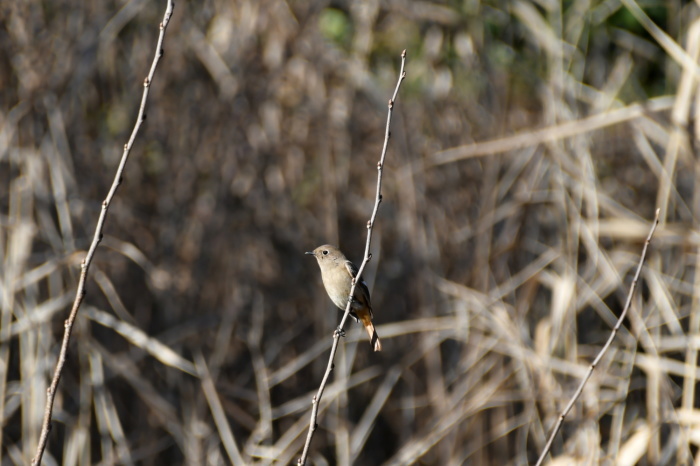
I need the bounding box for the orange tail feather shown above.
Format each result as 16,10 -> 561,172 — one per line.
363,320 -> 382,352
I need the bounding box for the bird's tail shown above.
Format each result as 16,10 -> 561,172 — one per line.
360,316 -> 382,352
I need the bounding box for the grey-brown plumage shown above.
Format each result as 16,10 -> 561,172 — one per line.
306,245 -> 382,351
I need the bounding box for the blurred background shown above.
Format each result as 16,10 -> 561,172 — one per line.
2,0 -> 700,464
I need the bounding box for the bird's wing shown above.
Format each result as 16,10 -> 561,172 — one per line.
345,260 -> 373,317
344,260 -> 359,278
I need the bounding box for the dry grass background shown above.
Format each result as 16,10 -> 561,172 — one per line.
1,0 -> 699,464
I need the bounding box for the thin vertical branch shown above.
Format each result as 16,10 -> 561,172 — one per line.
535,208 -> 661,466
31,2 -> 175,464
298,50 -> 407,465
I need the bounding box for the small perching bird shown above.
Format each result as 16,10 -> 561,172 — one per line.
306,245 -> 382,351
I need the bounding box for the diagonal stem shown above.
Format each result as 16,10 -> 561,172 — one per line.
298,50 -> 407,465
31,2 -> 175,464
535,208 -> 661,466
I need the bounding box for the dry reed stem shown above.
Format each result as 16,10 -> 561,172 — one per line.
432,97 -> 674,164
349,333 -> 454,461
31,2 -> 174,463
297,50 -> 407,465
88,339 -> 185,444
686,20 -> 700,461
84,306 -> 196,375
255,367 -> 383,462
535,208 -> 661,466
194,352 -> 246,465
619,0 -> 700,81
245,300 -> 274,459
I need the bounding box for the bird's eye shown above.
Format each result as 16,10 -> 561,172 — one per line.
322,250 -> 328,255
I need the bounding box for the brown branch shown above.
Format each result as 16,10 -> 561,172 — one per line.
31,2 -> 175,464
297,50 -> 407,465
535,208 -> 661,466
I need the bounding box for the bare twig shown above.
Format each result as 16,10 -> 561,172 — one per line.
31,2 -> 175,464
535,208 -> 661,466
298,50 -> 407,465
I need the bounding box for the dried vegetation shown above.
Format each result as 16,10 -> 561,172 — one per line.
2,0 -> 700,464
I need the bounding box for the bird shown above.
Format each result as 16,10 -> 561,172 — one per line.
306,245 -> 382,351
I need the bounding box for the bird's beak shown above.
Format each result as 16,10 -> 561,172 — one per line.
305,251 -> 314,256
